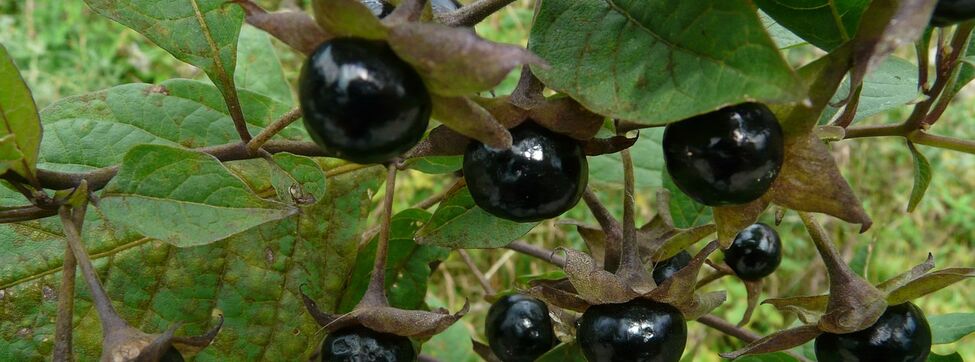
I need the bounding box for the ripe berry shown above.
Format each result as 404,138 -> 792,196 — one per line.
815,302 -> 932,362
160,347 -> 184,362
662,103 -> 784,206
485,294 -> 556,362
652,250 -> 691,285
577,299 -> 686,362
931,0 -> 975,26
321,326 -> 415,362
724,223 -> 782,281
463,122 -> 588,222
299,38 -> 431,164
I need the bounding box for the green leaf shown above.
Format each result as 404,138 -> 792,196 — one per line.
83,0 -> 245,111
337,209 -> 449,313
529,0 -> 803,126
312,0 -> 387,40
929,313 -> 975,345
536,342 -> 588,362
0,135 -> 24,175
269,152 -> 328,203
236,24 -> 294,105
887,268 -> 975,305
907,141 -> 932,212
819,56 -> 920,124
950,34 -> 975,95
754,0 -> 870,50
407,155 -> 463,174
588,128 -> 664,189
928,352 -> 965,362
416,187 -> 537,249
0,166 -> 384,360
663,169 -> 712,228
737,352 -> 801,362
99,145 -> 295,247
38,79 -> 304,172
759,11 -> 807,49
0,44 -> 42,183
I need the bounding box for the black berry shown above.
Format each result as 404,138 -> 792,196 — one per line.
815,302 -> 932,362
463,122 -> 588,222
159,347 -> 184,362
724,223 -> 782,281
299,38 -> 431,164
321,326 -> 415,362
577,299 -> 686,362
662,103 -> 784,206
652,250 -> 691,285
931,0 -> 975,26
485,294 -> 556,362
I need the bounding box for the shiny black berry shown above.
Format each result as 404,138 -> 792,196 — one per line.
485,294 -> 556,362
815,302 -> 932,362
299,38 -> 431,164
360,0 -> 395,18
577,299 -> 687,362
321,326 -> 416,362
463,122 -> 588,222
652,250 -> 691,285
159,347 -> 184,362
662,103 -> 784,206
931,0 -> 975,26
724,223 -> 782,281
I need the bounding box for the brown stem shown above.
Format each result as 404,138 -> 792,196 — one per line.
358,164 -> 398,308
831,85 -> 863,128
247,108 -> 303,153
0,205 -> 57,222
582,188 -> 622,271
59,205 -> 126,333
506,240 -> 565,267
910,131 -> 975,155
220,83 -> 252,143
617,148 -> 640,272
923,22 -> 975,126
695,271 -> 731,289
457,249 -> 495,295
53,243 -> 76,361
917,31 -> 931,93
437,0 -> 518,27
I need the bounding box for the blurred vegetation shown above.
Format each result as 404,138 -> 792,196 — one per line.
1,0 -> 973,360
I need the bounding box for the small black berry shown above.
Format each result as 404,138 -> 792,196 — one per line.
724,223 -> 782,281
321,326 -> 415,362
652,250 -> 691,285
662,103 -> 784,206
299,38 -> 431,164
485,294 -> 556,362
463,122 -> 588,222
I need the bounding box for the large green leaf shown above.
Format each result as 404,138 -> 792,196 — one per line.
0,166 -> 383,360
416,188 -> 537,249
236,24 -> 293,105
588,128 -> 663,189
929,313 -> 975,345
529,0 -> 803,126
38,79 -> 304,173
98,145 -> 295,247
336,209 -> 450,313
83,0 -> 245,110
755,0 -> 870,50
818,56 -> 919,124
0,44 -> 42,183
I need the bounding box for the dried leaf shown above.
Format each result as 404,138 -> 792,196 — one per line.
720,324 -> 822,359
652,224 -> 717,261
876,253 -> 935,292
584,136 -> 638,157
388,23 -> 545,96
558,248 -> 637,305
771,134 -> 872,231
575,224 -> 607,267
714,198 -> 770,248
432,95 -> 512,150
526,282 -> 591,313
404,125 -> 471,158
685,291 -> 728,321
739,280 -> 763,326
763,295 -> 828,324
647,241 -> 721,317
341,303 -> 470,338
312,0 -> 389,40
472,96 -> 527,128
528,96 -> 604,141
887,268 -> 975,305
234,1 -> 328,55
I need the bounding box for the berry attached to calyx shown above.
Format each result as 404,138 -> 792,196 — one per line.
321,326 -> 416,362
577,299 -> 687,362
724,223 -> 782,281
463,121 -> 588,222
815,302 -> 932,362
662,102 -> 784,206
299,38 -> 431,164
931,0 -> 975,26
652,250 -> 691,285
485,294 -> 556,362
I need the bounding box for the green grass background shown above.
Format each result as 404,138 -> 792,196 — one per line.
1,0 -> 973,360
